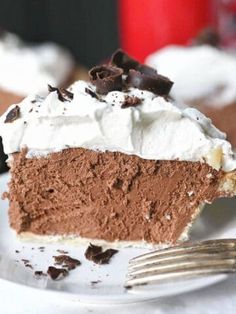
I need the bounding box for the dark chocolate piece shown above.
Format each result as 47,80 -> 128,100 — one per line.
111,49 -> 157,77
89,65 -> 123,94
91,249 -> 118,265
53,255 -> 81,270
194,27 -> 220,47
21,259 -> 30,264
47,266 -> 68,280
84,244 -> 118,265
121,95 -> 141,108
85,243 -> 102,261
126,70 -> 173,96
4,105 -> 20,123
85,87 -> 99,99
48,85 -> 74,102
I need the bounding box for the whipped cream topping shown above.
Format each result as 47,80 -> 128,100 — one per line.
146,45 -> 236,107
0,80 -> 236,172
0,32 -> 74,96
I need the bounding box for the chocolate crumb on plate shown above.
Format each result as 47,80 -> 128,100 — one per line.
121,95 -> 141,109
47,266 -> 68,280
91,280 -> 102,285
84,243 -> 118,265
53,255 -> 81,270
21,259 -> 30,264
91,249 -> 118,265
15,250 -> 20,254
85,243 -> 102,260
4,105 -> 20,123
56,249 -> 68,254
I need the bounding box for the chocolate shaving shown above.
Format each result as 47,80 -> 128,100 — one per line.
194,27 -> 220,47
21,259 -> 30,264
126,69 -> 173,96
91,249 -> 118,265
34,271 -> 46,277
85,243 -> 102,260
121,95 -> 141,108
111,49 -> 158,77
89,65 -> 123,94
85,87 -> 99,99
111,49 -> 140,74
53,255 -> 81,270
48,85 -> 74,102
4,105 -> 20,123
47,266 -> 68,280
84,243 -> 118,265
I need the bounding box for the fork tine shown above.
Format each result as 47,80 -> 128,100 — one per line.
128,257 -> 236,277
129,250 -> 236,271
130,239 -> 236,264
126,265 -> 236,287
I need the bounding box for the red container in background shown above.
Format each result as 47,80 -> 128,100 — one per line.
119,0 -> 217,62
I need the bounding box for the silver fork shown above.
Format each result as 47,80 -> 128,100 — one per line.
126,239 -> 236,288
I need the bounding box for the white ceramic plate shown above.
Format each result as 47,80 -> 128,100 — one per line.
0,172 -> 236,304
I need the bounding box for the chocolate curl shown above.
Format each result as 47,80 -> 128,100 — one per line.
111,49 -> 157,76
126,70 -> 173,96
111,49 -> 140,74
89,65 -> 123,94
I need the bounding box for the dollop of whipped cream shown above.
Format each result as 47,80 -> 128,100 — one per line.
0,81 -> 236,171
0,80 -> 236,172
146,45 -> 236,107
0,31 -> 74,95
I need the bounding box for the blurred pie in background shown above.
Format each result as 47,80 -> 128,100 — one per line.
0,29 -> 76,116
146,30 -> 236,148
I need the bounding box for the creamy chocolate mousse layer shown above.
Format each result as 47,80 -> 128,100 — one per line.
5,148 -> 226,245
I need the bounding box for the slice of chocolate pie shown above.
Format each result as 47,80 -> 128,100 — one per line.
1,50 -> 236,247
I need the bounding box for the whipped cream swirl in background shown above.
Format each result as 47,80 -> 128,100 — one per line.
0,32 -> 74,96
146,45 -> 236,108
0,80 -> 235,172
